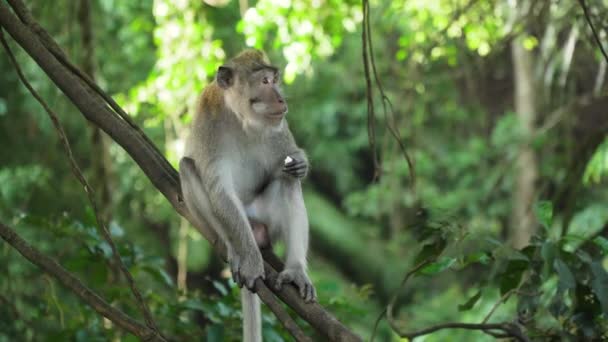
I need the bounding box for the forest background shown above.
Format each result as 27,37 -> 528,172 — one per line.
1,0 -> 608,341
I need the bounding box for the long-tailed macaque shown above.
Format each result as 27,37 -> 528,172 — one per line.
179,49 -> 315,342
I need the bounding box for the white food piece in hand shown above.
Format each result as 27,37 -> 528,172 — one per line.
284,156 -> 293,165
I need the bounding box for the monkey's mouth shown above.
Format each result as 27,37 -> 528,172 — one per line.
267,111 -> 286,118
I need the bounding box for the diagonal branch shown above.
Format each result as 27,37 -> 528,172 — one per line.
0,221 -> 164,341
0,2 -> 360,340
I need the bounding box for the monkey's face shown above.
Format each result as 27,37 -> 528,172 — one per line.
246,68 -> 287,124
217,65 -> 288,128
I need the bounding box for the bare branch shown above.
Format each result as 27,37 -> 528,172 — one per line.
0,221 -> 164,341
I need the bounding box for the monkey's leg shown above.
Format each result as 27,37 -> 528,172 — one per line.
248,178 -> 316,302
180,157 -> 264,289
179,158 -> 232,252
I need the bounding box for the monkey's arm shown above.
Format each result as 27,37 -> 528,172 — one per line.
179,157 -> 264,289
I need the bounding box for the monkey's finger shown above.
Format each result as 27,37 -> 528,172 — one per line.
283,161 -> 305,170
303,284 -> 310,302
283,165 -> 307,176
307,285 -> 317,303
234,270 -> 244,288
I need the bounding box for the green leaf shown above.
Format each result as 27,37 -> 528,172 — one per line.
463,252 -> 491,266
206,324 -> 224,342
180,299 -> 210,313
593,236 -> 608,255
590,261 -> 608,314
414,239 -> 447,264
541,241 -> 557,278
418,257 -> 456,276
212,280 -> 228,296
499,259 -> 528,295
458,290 -> 482,311
534,200 -> 553,230
141,265 -> 174,288
554,259 -> 576,291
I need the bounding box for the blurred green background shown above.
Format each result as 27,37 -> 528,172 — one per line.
1,0 -> 608,341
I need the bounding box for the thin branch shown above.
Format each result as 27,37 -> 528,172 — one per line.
361,0 -> 380,180
363,0 -> 416,189
0,28 -> 160,334
578,0 -> 608,64
385,259 -> 433,328
0,221 -> 164,341
481,289 -> 515,324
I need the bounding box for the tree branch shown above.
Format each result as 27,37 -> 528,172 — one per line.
0,2 -> 360,340
0,221 -> 164,341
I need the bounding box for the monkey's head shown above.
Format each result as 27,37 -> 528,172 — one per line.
216,49 -> 288,128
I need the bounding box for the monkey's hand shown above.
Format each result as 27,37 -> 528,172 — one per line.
283,155 -> 308,179
274,267 -> 316,303
229,249 -> 265,291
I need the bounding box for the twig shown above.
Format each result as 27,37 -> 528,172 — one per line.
361,0 -> 380,180
0,221 -> 164,341
0,29 -> 160,335
578,0 -> 608,64
385,259 -> 434,329
481,289 -> 515,324
363,0 -> 416,190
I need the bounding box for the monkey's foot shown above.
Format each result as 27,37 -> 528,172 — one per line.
229,250 -> 265,291
275,267 -> 316,303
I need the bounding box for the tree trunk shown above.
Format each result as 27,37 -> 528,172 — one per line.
510,35 -> 538,248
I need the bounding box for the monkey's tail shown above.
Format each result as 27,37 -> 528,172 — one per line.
242,288 -> 262,342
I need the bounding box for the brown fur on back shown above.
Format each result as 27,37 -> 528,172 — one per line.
198,82 -> 224,118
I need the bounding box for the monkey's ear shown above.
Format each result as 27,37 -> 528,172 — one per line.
217,66 -> 233,89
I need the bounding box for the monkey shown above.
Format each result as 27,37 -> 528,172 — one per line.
179,49 -> 316,342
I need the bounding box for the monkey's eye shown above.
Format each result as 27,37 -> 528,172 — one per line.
262,77 -> 269,84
